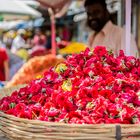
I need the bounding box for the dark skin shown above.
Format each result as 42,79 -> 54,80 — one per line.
85,3 -> 110,33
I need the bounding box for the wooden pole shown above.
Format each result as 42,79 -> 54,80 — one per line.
48,8 -> 56,56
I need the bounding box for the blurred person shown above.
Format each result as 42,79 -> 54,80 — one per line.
11,29 -> 26,53
8,53 -> 24,80
11,29 -> 29,60
45,31 -> 52,50
28,28 -> 47,58
0,47 -> 9,81
5,42 -> 24,80
3,30 -> 16,50
32,28 -> 46,47
84,0 -> 139,57
26,37 -> 33,48
0,33 -> 5,48
62,25 -> 71,41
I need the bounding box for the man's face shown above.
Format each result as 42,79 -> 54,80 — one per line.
86,3 -> 107,32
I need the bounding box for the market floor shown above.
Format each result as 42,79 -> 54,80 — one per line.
0,131 -> 9,140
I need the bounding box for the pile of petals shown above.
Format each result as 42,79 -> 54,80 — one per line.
0,46 -> 140,124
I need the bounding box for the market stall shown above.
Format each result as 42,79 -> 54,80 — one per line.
0,0 -> 41,20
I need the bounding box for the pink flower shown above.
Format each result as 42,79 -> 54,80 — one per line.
0,46 -> 140,124
94,46 -> 107,57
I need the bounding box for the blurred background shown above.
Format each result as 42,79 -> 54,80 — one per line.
0,0 -> 140,88
1,0 -> 140,47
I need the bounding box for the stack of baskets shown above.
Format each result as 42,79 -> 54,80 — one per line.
0,87 -> 140,140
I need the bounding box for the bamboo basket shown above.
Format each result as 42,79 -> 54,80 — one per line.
0,87 -> 140,140
0,84 -> 26,98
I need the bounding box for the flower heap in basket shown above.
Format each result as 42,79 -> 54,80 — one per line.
0,46 -> 140,124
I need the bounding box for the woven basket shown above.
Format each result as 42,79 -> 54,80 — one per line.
0,87 -> 140,140
0,84 -> 26,98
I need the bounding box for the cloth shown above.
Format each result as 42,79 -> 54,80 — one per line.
0,47 -> 8,81
29,46 -> 47,58
88,21 -> 139,57
11,35 -> 26,53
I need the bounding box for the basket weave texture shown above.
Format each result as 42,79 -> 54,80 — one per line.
0,87 -> 140,140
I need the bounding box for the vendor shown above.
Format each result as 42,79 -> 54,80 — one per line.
84,0 -> 139,57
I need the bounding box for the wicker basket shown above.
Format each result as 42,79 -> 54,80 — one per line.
0,87 -> 140,140
0,84 -> 26,98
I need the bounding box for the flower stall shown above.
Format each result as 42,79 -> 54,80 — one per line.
0,46 -> 140,140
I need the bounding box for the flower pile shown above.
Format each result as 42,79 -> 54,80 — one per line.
58,42 -> 87,55
0,46 -> 140,124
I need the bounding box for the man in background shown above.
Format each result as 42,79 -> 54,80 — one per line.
11,29 -> 26,54
84,0 -> 139,57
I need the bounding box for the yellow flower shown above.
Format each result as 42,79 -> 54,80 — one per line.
86,102 -> 94,109
55,63 -> 67,74
16,49 -> 29,61
62,79 -> 72,91
36,75 -> 43,79
58,42 -> 87,54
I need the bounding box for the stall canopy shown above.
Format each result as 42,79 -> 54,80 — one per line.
0,20 -> 24,30
21,0 -> 40,9
0,0 -> 41,21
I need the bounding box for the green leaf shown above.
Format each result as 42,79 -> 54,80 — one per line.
9,103 -> 16,109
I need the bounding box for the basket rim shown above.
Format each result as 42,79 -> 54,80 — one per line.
0,111 -> 140,127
